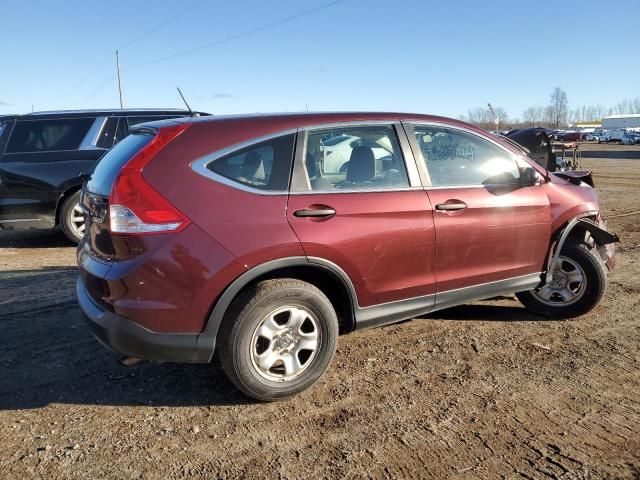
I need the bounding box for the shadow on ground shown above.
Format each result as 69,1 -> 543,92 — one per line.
0,298 -> 248,410
427,300 -> 547,322
0,266 -> 551,410
0,267 -> 78,315
0,228 -> 73,248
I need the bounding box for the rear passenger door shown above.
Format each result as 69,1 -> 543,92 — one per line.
405,123 -> 551,294
287,123 -> 436,312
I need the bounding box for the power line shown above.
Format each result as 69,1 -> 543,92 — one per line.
117,0 -> 204,50
124,0 -> 347,70
62,1 -> 204,104
79,70 -> 116,107
58,56 -> 112,101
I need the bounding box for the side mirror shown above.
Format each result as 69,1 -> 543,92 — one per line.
521,166 -> 542,187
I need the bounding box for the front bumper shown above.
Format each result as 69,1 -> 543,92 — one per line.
77,277 -> 202,363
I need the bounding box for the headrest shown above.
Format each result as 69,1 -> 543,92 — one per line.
346,146 -> 375,183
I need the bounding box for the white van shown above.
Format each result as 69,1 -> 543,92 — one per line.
598,129 -> 625,143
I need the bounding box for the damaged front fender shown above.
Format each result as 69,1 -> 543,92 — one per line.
544,216 -> 619,285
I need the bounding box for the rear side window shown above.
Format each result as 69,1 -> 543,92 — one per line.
207,134 -> 295,191
87,133 -> 153,196
6,118 -> 95,153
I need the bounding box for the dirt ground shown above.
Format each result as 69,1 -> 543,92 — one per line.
1,143 -> 639,479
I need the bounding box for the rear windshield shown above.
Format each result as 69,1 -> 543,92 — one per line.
6,118 -> 95,153
87,133 -> 153,196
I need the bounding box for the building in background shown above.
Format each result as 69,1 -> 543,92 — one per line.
602,114 -> 640,129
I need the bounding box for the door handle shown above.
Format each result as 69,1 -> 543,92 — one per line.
435,202 -> 467,211
293,208 -> 336,218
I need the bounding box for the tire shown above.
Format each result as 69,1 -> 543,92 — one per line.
218,279 -> 339,401
516,242 -> 607,318
60,191 -> 85,244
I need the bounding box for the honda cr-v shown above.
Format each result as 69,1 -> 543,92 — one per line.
77,112 -> 618,401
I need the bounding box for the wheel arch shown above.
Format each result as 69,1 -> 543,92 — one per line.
544,213 -> 619,283
55,184 -> 82,226
194,257 -> 358,363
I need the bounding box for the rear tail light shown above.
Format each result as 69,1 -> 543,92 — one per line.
109,123 -> 191,235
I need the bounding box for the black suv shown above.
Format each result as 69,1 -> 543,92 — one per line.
0,109 -> 207,242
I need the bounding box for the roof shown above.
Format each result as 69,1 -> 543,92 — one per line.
179,110 -> 517,152
0,108 -> 208,121
187,111 -> 476,130
603,113 -> 640,119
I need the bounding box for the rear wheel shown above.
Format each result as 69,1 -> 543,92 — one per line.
60,191 -> 85,244
218,279 -> 338,401
516,243 -> 607,318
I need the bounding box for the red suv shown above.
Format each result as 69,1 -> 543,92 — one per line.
77,113 -> 618,401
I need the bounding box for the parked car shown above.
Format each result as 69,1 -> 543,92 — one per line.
584,131 -> 601,141
77,112 -> 618,401
503,128 -> 556,171
556,131 -> 581,142
0,109 -> 207,243
598,129 -> 625,144
621,132 -> 640,145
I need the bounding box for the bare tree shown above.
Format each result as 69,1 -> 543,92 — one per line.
549,87 -> 568,127
523,105 -> 547,127
463,105 -> 510,130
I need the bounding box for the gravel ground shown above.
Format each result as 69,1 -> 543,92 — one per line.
0,143 -> 639,479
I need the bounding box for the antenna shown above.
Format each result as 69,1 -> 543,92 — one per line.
116,50 -> 124,109
177,87 -> 195,116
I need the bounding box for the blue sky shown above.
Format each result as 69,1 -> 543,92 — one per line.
1,0 -> 638,119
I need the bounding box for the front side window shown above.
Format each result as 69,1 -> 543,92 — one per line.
412,126 -> 520,187
304,125 -> 409,191
6,118 -> 95,153
207,134 -> 295,191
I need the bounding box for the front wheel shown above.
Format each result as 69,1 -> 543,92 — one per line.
517,243 -> 607,318
218,279 -> 339,401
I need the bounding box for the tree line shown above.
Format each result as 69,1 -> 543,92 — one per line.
461,88 -> 640,131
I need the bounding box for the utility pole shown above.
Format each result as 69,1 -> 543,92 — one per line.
116,49 -> 124,109
487,102 -> 499,134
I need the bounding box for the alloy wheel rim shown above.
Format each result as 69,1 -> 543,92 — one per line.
533,256 -> 587,307
250,306 -> 320,382
70,203 -> 86,237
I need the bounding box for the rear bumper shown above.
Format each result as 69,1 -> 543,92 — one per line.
77,276 -> 202,363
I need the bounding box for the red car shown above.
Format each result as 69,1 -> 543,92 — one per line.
77,112 -> 618,400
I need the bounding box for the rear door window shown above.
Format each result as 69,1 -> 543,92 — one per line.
96,117 -> 118,149
6,118 -> 95,153
87,133 -> 153,196
303,125 -> 409,191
